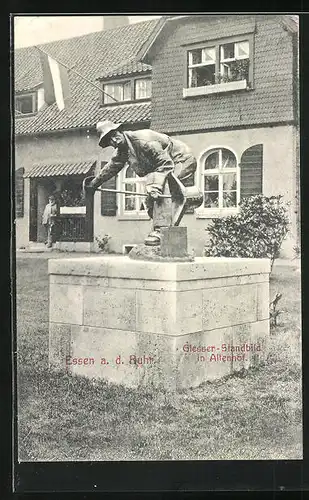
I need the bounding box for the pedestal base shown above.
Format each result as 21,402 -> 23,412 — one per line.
130,227 -> 193,262
48,256 -> 271,391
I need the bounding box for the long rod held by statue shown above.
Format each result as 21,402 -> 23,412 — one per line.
82,173 -> 204,227
97,187 -> 171,198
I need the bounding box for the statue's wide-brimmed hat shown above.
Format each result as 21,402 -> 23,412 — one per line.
96,120 -> 123,147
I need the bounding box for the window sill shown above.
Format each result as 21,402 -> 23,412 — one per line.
195,208 -> 239,219
183,80 -> 248,98
15,112 -> 37,118
100,98 -> 151,107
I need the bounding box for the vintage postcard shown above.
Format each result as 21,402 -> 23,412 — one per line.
14,14 -> 301,464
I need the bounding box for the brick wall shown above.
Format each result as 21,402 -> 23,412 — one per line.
150,15 -> 296,133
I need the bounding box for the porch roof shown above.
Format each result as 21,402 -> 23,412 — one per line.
24,160 -> 96,178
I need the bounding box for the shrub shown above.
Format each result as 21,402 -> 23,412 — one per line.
58,189 -> 84,207
95,234 -> 111,253
293,245 -> 301,259
204,195 -> 290,269
269,292 -> 283,329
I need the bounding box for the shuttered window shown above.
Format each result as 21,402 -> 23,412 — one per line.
100,162 -> 117,216
15,167 -> 24,218
240,144 -> 263,199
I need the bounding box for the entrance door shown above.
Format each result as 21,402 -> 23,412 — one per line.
57,176 -> 94,242
29,175 -> 94,244
29,178 -> 57,242
37,179 -> 56,242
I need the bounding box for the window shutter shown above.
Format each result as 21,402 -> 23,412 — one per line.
15,167 -> 24,217
100,162 -> 117,216
240,144 -> 263,199
29,178 -> 38,242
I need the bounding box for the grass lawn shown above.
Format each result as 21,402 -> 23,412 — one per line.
16,256 -> 302,461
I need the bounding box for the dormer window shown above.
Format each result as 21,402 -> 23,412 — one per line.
103,81 -> 131,104
15,92 -> 37,116
135,78 -> 152,100
102,76 -> 152,105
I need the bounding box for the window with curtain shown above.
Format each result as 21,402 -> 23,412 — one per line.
102,77 -> 152,104
135,78 -> 152,99
187,39 -> 250,88
198,147 -> 239,214
103,81 -> 131,104
121,165 -> 148,217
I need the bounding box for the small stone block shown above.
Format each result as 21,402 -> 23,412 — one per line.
160,227 -> 188,258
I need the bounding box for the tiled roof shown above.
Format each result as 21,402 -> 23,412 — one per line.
138,14 -> 298,64
24,160 -> 96,178
14,19 -> 159,135
15,48 -> 43,93
97,102 -> 151,123
101,58 -> 151,79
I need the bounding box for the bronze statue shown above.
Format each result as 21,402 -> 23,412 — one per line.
83,121 -> 203,246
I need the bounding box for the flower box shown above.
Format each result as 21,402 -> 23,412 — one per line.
183,79 -> 247,98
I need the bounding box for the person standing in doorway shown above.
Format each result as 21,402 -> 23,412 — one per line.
42,195 -> 58,248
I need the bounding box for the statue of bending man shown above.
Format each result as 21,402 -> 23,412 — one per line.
85,120 -> 198,246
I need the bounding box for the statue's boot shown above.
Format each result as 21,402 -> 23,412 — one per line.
144,227 -> 161,246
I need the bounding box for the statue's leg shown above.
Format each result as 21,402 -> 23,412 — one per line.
143,159 -> 200,246
145,194 -> 154,219
170,159 -> 203,225
144,181 -> 173,246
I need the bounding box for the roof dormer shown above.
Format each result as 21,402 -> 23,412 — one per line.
97,58 -> 152,106
15,84 -> 46,118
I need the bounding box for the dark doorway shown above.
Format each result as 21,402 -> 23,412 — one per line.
29,175 -> 94,243
29,178 -> 38,242
37,179 -> 57,243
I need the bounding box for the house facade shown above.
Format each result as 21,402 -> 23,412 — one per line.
14,15 -> 299,257
14,17 -> 156,252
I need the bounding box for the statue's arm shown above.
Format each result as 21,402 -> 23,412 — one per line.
90,150 -> 127,189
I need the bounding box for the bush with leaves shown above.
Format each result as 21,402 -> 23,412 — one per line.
95,234 -> 111,253
204,195 -> 290,269
58,189 -> 84,207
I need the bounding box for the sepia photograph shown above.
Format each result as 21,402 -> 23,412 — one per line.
13,13 -> 301,462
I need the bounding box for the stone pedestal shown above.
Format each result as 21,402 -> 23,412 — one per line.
160,227 -> 188,258
48,256 -> 271,391
129,227 -> 193,262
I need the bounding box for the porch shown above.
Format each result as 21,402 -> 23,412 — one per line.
24,160 -> 96,250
